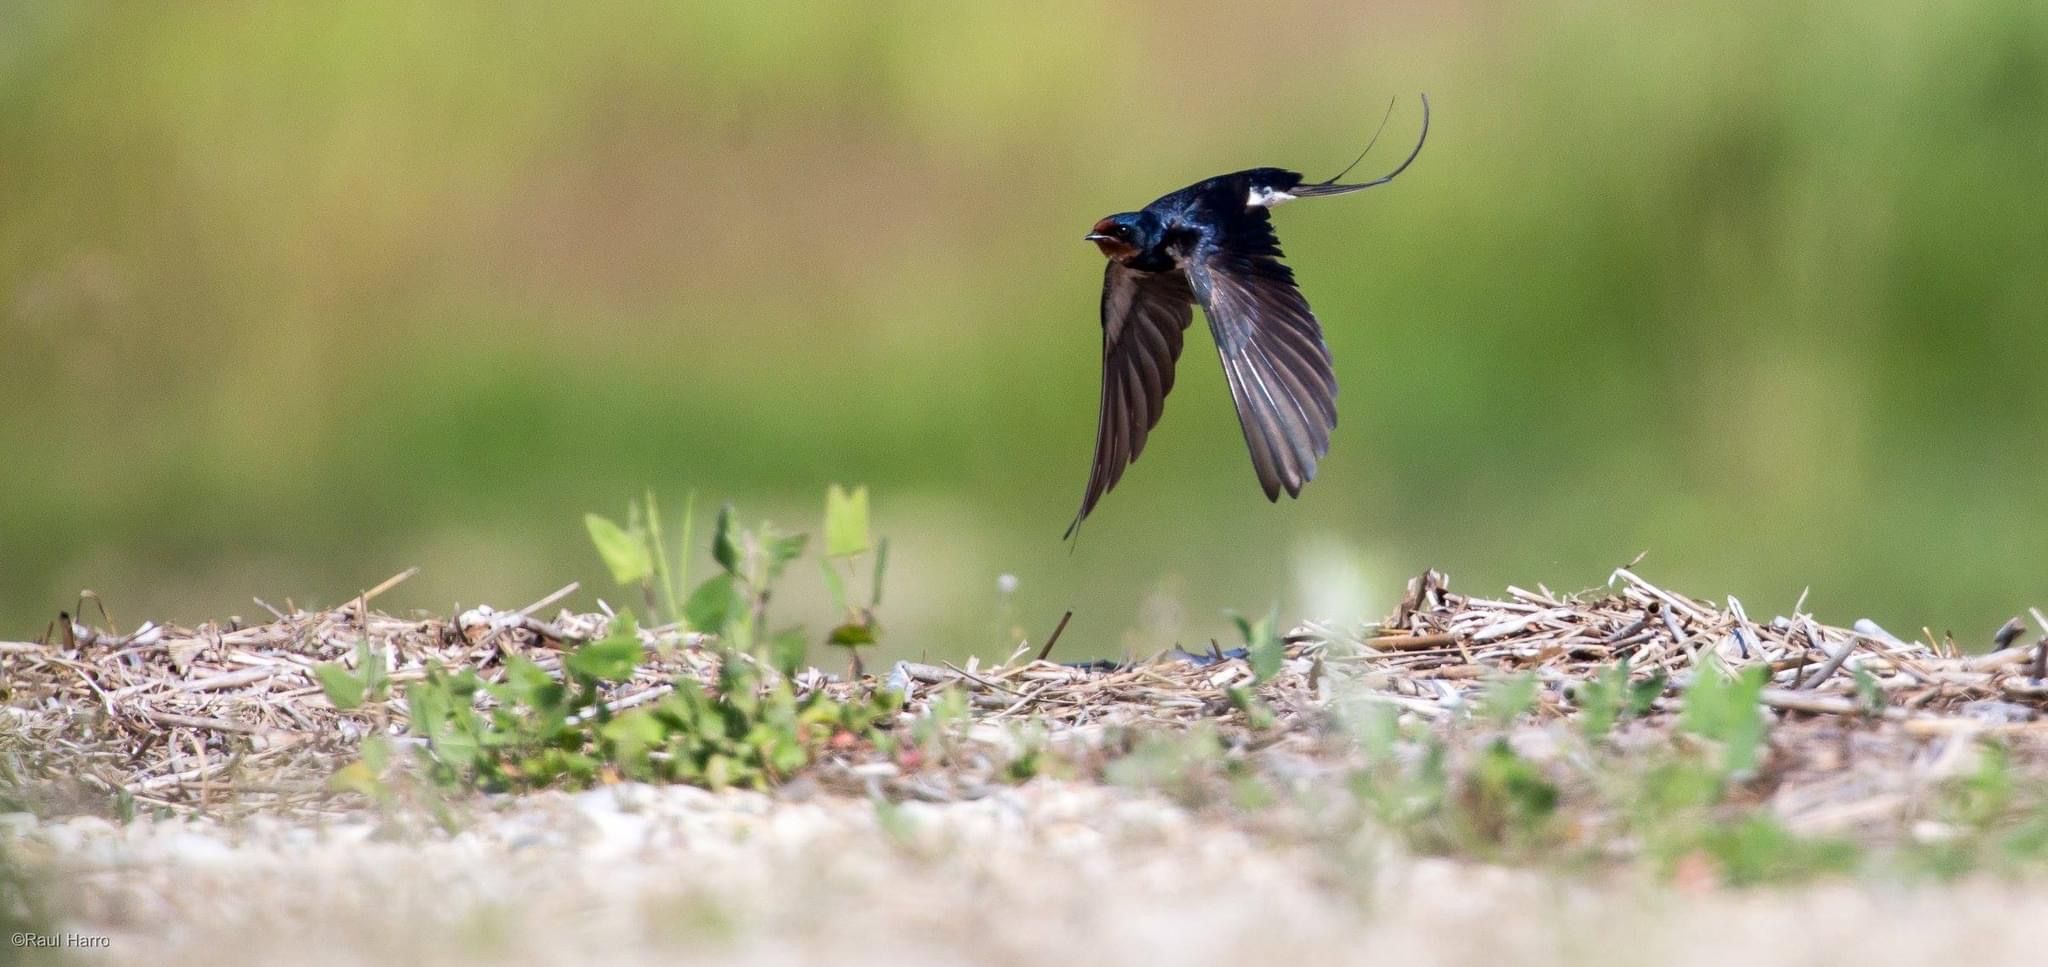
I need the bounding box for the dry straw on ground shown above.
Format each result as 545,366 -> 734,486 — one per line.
3,567 -> 2045,822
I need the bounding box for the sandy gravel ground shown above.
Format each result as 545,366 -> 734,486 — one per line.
5,781 -> 2042,967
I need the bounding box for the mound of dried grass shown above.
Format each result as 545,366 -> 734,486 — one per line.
2,567 -> 2043,817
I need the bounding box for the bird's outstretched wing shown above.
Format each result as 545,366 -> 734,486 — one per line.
1183,216 -> 1337,501
1066,262 -> 1197,539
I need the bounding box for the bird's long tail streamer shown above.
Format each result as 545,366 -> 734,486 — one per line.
1292,93 -> 1430,197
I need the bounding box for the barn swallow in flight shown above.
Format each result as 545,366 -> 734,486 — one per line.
1065,95 -> 1430,539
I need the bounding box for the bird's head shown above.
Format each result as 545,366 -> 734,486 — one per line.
1084,212 -> 1153,262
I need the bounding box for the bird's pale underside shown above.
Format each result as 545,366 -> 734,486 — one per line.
1067,95 -> 1430,539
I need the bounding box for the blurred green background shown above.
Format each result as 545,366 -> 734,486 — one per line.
3,1 -> 2045,661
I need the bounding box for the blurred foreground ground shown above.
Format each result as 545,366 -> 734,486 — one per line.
15,781 -> 2046,967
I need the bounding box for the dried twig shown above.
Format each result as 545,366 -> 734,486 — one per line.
1799,635 -> 1860,690
1034,611 -> 1074,663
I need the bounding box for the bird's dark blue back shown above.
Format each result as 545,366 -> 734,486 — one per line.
1154,168 -> 1305,214
1141,167 -> 1306,263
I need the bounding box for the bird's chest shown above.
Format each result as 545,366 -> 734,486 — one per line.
1124,222 -> 1199,274
1124,249 -> 1180,274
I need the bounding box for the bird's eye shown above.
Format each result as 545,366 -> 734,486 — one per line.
1111,225 -> 1131,238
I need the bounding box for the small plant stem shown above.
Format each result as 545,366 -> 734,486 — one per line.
674,490 -> 696,621
645,490 -> 682,625
1035,611 -> 1075,663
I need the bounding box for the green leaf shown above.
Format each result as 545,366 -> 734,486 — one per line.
1852,666 -> 1884,715
1682,816 -> 1861,886
360,734 -> 392,773
601,709 -> 667,757
407,675 -> 451,735
766,531 -> 807,583
824,484 -> 871,557
705,753 -> 733,790
427,716 -> 481,772
1243,605 -> 1283,684
684,573 -> 741,635
314,662 -> 366,710
711,503 -> 740,574
769,733 -> 808,774
1575,662 -> 1623,741
356,638 -> 388,702
821,559 -> 849,612
769,626 -> 809,677
1226,610 -> 1256,647
869,537 -> 890,607
566,633 -> 644,683
1628,672 -> 1669,716
409,668 -> 486,772
1477,674 -> 1539,726
827,618 -> 877,648
726,606 -> 756,652
585,513 -> 653,585
1226,685 -> 1278,730
1681,660 -> 1769,775
328,759 -> 383,797
1472,738 -> 1560,834
1577,661 -> 1659,741
495,655 -> 554,705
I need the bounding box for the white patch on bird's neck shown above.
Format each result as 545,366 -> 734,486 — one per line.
1246,186 -> 1297,209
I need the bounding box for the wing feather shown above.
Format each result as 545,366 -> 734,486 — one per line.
1183,217 -> 1339,502
1066,263 -> 1197,538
